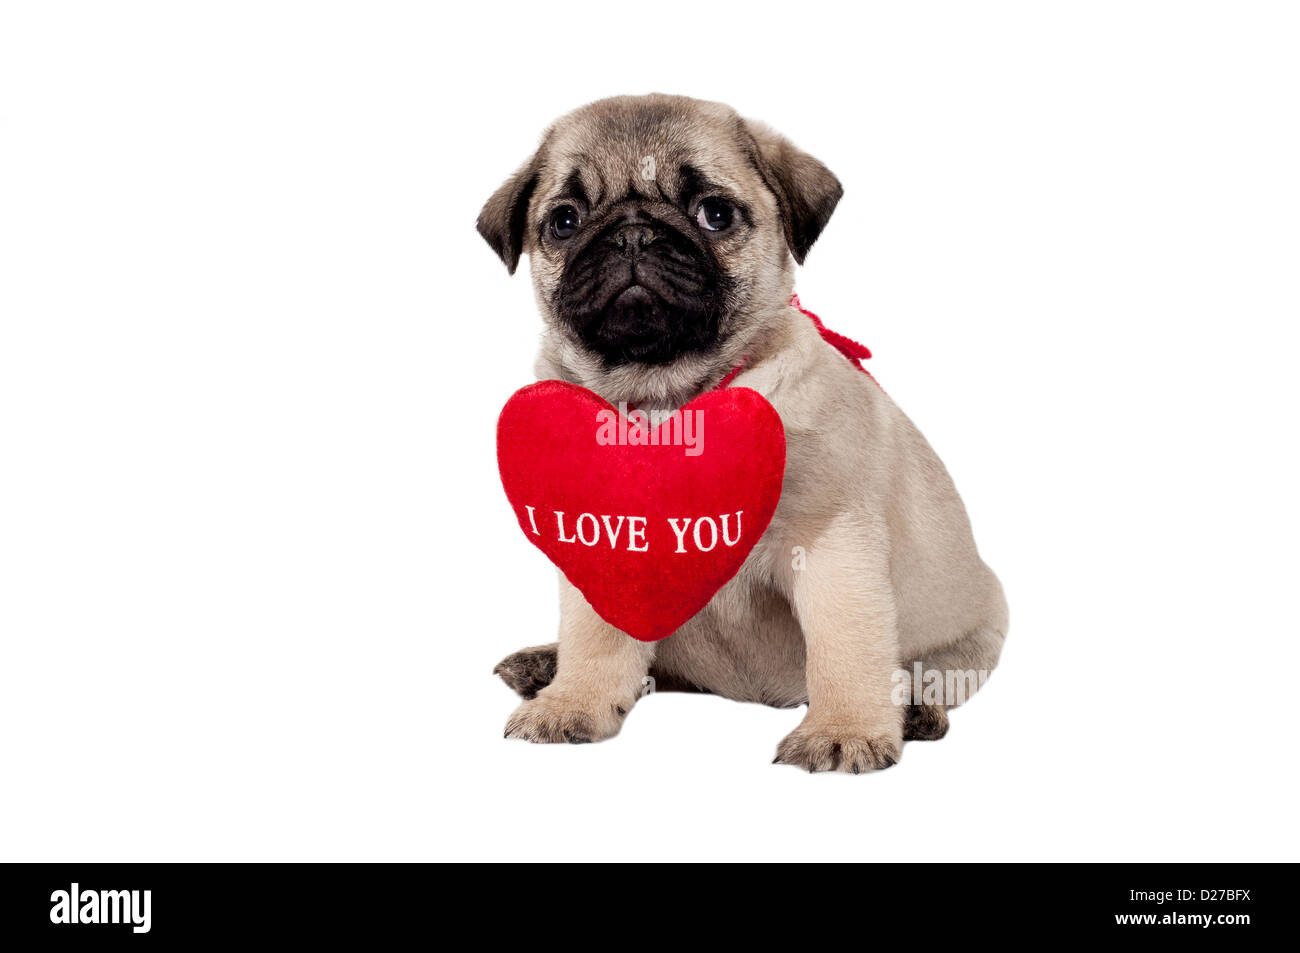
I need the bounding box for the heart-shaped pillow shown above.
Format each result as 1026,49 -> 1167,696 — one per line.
497,380 -> 786,641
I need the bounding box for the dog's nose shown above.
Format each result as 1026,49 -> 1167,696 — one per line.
612,223 -> 656,255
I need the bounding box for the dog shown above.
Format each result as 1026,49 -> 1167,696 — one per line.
479,94 -> 1007,772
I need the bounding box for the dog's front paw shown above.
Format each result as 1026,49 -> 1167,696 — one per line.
504,691 -> 627,745
774,719 -> 902,773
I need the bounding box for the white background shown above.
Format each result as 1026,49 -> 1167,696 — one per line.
2,1 -> 1297,861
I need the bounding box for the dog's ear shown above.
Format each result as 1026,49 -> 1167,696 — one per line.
743,120 -> 843,264
477,152 -> 542,275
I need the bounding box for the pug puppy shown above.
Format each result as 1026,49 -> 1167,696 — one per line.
479,94 -> 1007,772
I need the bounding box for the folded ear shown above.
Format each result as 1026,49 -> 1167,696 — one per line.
743,120 -> 843,264
477,154 -> 541,275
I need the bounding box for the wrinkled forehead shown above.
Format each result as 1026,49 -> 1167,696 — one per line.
536,105 -> 758,206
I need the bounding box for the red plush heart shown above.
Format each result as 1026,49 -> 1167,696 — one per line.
497,380 -> 786,641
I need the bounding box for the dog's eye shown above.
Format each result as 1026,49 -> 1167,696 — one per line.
549,205 -> 581,240
696,198 -> 734,232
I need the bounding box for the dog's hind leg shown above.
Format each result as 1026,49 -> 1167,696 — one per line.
493,644 -> 558,700
903,703 -> 950,740
904,616 -> 1003,707
900,624 -> 1006,739
915,624 -> 1006,703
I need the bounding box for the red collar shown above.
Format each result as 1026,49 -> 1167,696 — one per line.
717,295 -> 875,389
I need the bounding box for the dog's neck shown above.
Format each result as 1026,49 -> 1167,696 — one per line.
537,301 -> 792,412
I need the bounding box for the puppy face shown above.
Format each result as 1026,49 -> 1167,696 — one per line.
479,95 -> 841,377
